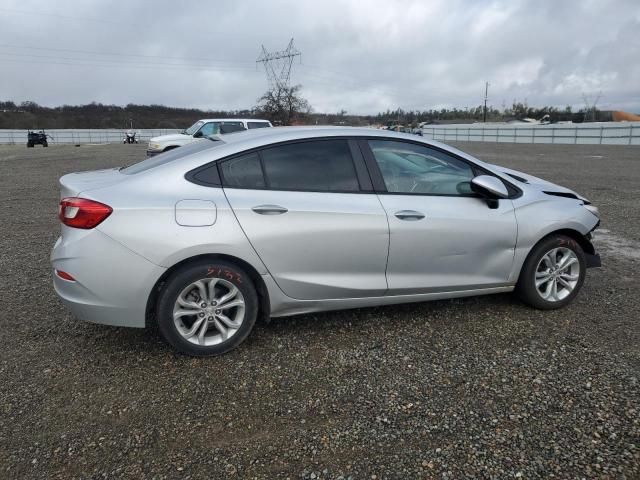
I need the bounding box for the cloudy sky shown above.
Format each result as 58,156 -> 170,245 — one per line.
2,0 -> 639,114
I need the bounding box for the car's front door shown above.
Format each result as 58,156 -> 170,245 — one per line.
195,122 -> 217,139
362,139 -> 518,294
222,138 -> 389,300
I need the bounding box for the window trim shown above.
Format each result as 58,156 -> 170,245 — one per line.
357,137 -> 522,199
188,137 -> 373,194
184,135 -> 521,198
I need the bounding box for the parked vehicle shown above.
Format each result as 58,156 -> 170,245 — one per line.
146,118 -> 272,156
123,129 -> 139,144
27,129 -> 51,147
52,127 -> 601,356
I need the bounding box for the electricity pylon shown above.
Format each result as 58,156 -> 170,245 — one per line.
256,38 -> 301,90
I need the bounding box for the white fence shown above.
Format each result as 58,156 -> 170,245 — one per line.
0,129 -> 181,145
420,122 -> 640,145
2,123 -> 640,146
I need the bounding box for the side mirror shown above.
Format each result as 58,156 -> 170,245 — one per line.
193,131 -> 203,138
471,175 -> 509,208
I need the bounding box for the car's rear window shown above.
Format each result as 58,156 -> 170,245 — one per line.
120,139 -> 225,175
247,122 -> 271,129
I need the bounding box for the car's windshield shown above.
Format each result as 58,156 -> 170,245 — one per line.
184,121 -> 204,135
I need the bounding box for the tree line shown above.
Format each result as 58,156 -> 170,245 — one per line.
0,96 -> 599,130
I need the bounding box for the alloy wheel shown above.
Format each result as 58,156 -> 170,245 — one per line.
172,278 -> 245,346
534,247 -> 580,302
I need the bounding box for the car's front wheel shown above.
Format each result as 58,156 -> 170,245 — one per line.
516,234 -> 586,309
156,261 -> 258,356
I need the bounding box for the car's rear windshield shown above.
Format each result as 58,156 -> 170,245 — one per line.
120,139 -> 225,175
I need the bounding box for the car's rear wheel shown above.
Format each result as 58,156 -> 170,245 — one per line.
156,261 -> 258,356
516,234 -> 586,309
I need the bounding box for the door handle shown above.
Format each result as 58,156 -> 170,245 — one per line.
252,204 -> 288,215
394,210 -> 425,221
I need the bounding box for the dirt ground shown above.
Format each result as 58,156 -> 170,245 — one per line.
0,142 -> 638,479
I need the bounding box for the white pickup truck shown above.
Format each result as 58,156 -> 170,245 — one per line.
146,118 -> 272,156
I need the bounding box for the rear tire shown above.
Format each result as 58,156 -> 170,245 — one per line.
43,141 -> 48,147
516,234 -> 586,309
27,142 -> 34,148
156,261 -> 258,356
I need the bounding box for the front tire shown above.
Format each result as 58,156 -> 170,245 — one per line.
516,234 -> 586,309
156,261 -> 258,356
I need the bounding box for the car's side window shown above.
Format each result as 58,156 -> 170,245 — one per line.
197,122 -> 217,137
220,152 -> 266,189
247,122 -> 270,129
260,140 -> 360,192
368,140 -> 475,195
218,122 -> 246,134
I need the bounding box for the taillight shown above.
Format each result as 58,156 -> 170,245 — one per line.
58,197 -> 112,229
55,269 -> 76,281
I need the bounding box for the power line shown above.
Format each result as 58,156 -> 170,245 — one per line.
0,7 -> 140,27
582,91 -> 603,122
0,43 -> 255,66
0,56 -> 261,74
483,81 -> 490,123
297,63 -> 464,109
0,51 -> 255,71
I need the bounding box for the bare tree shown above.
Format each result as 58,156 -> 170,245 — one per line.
256,84 -> 311,125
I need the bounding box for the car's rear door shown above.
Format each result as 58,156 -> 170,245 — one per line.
361,138 -> 518,294
221,138 -> 389,300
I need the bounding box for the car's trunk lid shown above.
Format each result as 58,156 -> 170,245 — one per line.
59,168 -> 126,198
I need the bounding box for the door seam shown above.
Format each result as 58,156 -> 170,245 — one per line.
220,187 -> 287,297
374,193 -> 391,294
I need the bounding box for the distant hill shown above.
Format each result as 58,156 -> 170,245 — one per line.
0,102 -> 260,129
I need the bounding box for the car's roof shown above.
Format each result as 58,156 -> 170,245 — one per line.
216,126 -> 492,167
197,118 -> 271,123
218,125 -> 426,145
135,125 -> 494,181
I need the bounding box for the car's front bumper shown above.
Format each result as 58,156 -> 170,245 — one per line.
51,228 -> 166,328
584,223 -> 601,268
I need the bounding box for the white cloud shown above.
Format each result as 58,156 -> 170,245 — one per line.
1,0 -> 639,113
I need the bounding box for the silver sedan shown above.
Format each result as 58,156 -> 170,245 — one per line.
51,127 -> 601,356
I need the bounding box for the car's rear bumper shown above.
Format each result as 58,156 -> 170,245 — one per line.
51,229 -> 166,328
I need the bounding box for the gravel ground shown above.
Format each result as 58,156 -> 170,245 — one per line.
0,142 -> 638,479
